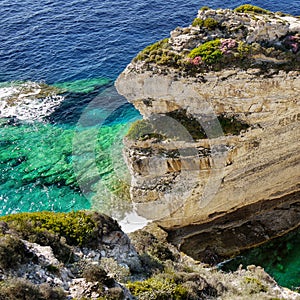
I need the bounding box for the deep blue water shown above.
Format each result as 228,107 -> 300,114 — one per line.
1,0 -> 299,83
0,0 -> 300,289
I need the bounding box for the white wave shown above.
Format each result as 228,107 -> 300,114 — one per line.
0,81 -> 64,121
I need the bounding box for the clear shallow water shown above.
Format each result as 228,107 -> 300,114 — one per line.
220,230 -> 300,290
0,0 -> 299,289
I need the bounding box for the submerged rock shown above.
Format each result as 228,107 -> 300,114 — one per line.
116,5 -> 300,261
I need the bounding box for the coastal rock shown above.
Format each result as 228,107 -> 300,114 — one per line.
0,211 -> 299,299
0,211 -> 140,299
116,6 -> 300,260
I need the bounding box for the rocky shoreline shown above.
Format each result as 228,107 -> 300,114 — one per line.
1,4 -> 300,300
0,211 -> 299,299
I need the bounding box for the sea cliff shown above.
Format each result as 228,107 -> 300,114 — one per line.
115,5 -> 300,261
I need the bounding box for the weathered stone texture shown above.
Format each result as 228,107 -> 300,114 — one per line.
116,8 -> 300,259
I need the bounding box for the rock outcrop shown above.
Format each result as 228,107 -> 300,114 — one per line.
0,211 -> 139,299
116,5 -> 300,261
1,211 -> 299,299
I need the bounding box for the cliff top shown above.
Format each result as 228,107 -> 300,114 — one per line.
127,5 -> 300,76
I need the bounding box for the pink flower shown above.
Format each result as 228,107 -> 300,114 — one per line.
220,39 -> 237,54
284,35 -> 300,53
192,56 -> 202,65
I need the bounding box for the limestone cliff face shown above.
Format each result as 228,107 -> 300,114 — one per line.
116,6 -> 300,260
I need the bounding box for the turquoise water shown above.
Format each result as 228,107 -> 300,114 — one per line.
220,230 -> 300,290
0,0 -> 299,289
0,80 -> 140,218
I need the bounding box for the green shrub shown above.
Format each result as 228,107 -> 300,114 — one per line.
36,230 -> 73,263
126,119 -> 164,141
192,17 -> 218,30
100,257 -> 131,283
203,17 -> 219,30
127,276 -> 188,300
134,38 -> 182,67
135,38 -> 170,61
188,39 -> 222,64
0,279 -> 40,300
237,41 -> 252,57
200,6 -> 210,11
0,211 -> 102,247
0,211 -> 120,263
105,287 -> 124,300
234,4 -> 269,14
82,264 -> 114,287
0,235 -> 29,269
157,52 -> 182,66
244,277 -> 268,294
126,119 -> 152,140
39,284 -> 67,300
0,278 -> 67,300
130,230 -> 175,262
192,18 -> 204,27
46,264 -> 60,274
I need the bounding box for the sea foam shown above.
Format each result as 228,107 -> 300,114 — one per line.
0,81 -> 64,121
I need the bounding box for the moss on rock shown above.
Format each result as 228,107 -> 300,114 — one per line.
130,6 -> 300,74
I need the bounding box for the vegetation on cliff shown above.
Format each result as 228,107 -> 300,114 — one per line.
191,17 -> 219,30
188,39 -> 223,64
132,4 -> 300,74
0,211 -> 119,250
0,211 -> 128,299
134,38 -> 183,68
126,111 -> 249,141
0,212 -> 299,299
234,4 -> 270,14
117,4 -> 300,299
126,225 -> 299,300
0,278 -> 66,300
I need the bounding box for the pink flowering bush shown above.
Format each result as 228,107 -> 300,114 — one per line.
184,56 -> 203,67
284,35 -> 300,53
191,56 -> 203,65
220,39 -> 237,54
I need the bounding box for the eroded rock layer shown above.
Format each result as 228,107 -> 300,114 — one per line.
116,6 -> 300,259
